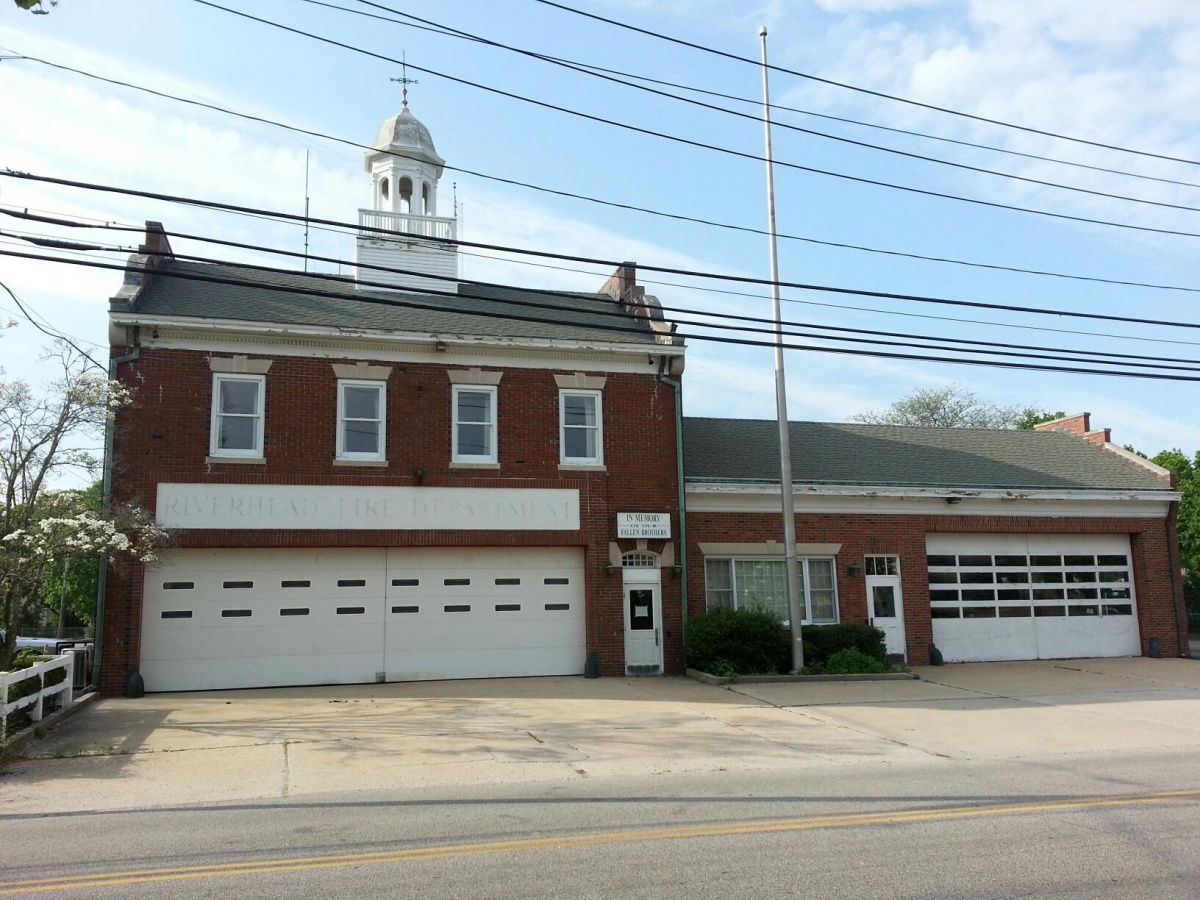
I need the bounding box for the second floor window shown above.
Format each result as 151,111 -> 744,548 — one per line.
338,381 -> 385,461
560,390 -> 602,464
453,385 -> 497,462
211,374 -> 265,458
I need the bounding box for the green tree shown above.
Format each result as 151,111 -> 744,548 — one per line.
1,343 -> 168,669
1015,409 -> 1067,431
853,385 -> 1060,430
1151,450 -> 1200,631
32,481 -> 102,633
13,0 -> 56,12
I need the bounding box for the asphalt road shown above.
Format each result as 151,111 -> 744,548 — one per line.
4,746 -> 1197,899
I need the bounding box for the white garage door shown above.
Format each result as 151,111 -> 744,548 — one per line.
140,547 -> 585,691
926,534 -> 1140,663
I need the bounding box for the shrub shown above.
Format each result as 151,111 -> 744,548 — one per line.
685,607 -> 790,677
802,624 -> 888,668
822,648 -> 891,675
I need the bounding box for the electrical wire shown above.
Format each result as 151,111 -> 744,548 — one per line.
189,1 -> 1200,240
330,0 -> 1200,214
533,0 -> 1200,168
7,168 -> 1200,335
455,244 -> 1200,349
0,278 -> 107,371
10,199 -> 1200,351
296,0 -> 1200,193
6,214 -> 1199,371
9,246 -> 1200,382
8,51 -> 1200,295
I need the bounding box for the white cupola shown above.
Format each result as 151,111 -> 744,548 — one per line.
355,98 -> 458,293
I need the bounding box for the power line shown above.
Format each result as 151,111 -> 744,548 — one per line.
9,52 -> 1200,295
0,278 -> 107,371
533,0 -> 1200,168
298,0 -> 1200,193
7,168 -> 1200,335
9,199 -> 1199,351
333,0 -> 1200,214
10,246 -> 1200,383
453,247 -> 1200,352
189,1 -> 1200,240
9,213 -> 1196,371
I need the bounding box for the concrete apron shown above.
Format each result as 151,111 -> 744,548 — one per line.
2,658 -> 1199,816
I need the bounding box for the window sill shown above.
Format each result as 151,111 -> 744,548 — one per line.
333,459 -> 389,467
559,463 -> 607,472
449,461 -> 501,470
206,455 -> 266,465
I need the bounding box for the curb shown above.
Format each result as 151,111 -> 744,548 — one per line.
687,668 -> 917,686
1,690 -> 99,759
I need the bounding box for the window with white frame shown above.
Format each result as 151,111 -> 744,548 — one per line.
452,385 -> 497,462
704,557 -> 839,626
560,390 -> 602,464
210,374 -> 265,458
337,380 -> 385,461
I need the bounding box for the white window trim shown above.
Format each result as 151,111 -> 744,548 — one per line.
559,389 -> 603,466
704,556 -> 840,627
452,384 -> 497,463
337,380 -> 386,462
210,373 -> 265,459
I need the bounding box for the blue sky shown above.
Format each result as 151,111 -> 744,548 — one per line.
2,0 -> 1200,454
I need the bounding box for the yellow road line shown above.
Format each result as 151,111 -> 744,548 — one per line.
3,789 -> 1198,894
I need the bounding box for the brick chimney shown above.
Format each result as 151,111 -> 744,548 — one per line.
598,262 -> 641,305
1036,413 -> 1172,485
1033,412 -> 1110,446
109,221 -> 174,314
597,262 -> 677,348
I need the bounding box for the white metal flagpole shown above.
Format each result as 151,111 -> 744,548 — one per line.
759,26 -> 805,672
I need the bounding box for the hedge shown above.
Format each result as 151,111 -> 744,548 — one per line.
684,607 -> 790,677
801,624 -> 888,668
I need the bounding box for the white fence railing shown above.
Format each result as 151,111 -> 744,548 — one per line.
1,654 -> 75,742
357,209 -> 456,241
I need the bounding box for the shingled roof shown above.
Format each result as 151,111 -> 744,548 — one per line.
683,418 -> 1171,492
114,257 -> 669,347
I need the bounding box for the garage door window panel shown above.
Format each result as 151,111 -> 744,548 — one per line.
211,374 -> 265,458
338,381 -> 385,461
927,549 -> 1135,622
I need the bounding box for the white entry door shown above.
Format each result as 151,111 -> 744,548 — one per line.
866,574 -> 906,660
623,583 -> 663,675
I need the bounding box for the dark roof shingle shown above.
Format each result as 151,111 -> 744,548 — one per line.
122,259 -> 665,346
683,418 -> 1169,491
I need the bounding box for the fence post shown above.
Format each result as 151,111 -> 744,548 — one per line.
31,662 -> 45,723
63,654 -> 74,707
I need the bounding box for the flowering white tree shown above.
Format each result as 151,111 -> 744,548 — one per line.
0,342 -> 168,669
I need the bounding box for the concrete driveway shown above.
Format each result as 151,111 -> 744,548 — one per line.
3,658 -> 1199,816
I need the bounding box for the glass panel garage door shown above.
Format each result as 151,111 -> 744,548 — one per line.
925,535 -> 1140,662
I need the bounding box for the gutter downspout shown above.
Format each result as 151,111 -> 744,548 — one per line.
1165,499 -> 1187,657
658,367 -> 687,640
92,328 -> 140,691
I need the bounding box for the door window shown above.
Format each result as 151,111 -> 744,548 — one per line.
628,588 -> 655,630
872,585 -> 897,619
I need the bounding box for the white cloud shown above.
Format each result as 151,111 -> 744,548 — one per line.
592,0 -> 790,32
815,0 -> 954,13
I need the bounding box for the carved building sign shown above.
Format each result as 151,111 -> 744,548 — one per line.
156,484 -> 580,531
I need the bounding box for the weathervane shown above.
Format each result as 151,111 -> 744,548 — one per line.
389,53 -> 418,109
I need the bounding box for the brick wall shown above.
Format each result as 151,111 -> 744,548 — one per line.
685,510 -> 1186,665
101,347 -> 684,692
